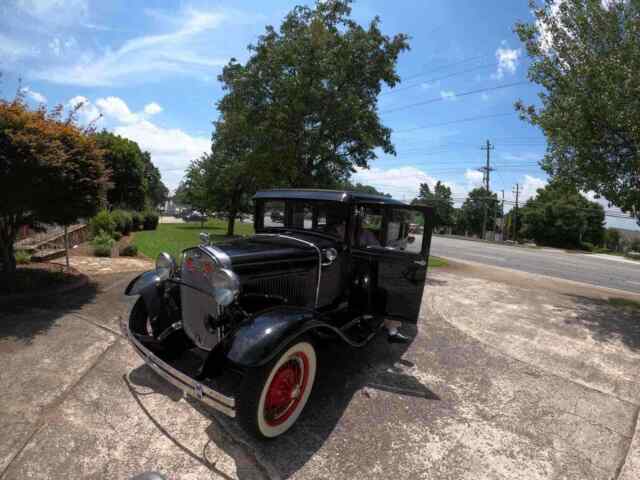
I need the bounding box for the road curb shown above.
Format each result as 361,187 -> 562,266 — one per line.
439,255 -> 640,301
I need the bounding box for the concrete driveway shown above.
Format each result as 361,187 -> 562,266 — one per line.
1,263 -> 639,479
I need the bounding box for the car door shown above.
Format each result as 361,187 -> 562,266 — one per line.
351,204 -> 433,324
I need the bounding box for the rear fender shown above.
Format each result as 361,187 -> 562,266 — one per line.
125,270 -> 163,319
226,306 -> 323,368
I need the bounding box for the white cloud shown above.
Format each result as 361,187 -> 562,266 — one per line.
33,6 -> 234,86
14,0 -> 89,26
494,43 -> 521,79
144,102 -> 163,116
96,96 -> 139,124
352,166 -> 464,201
520,175 -> 547,202
20,86 -> 47,103
65,95 -> 209,189
440,90 -> 457,101
464,169 -> 484,188
67,95 -> 101,124
0,33 -> 35,62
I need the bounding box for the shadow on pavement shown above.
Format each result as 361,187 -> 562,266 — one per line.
565,294 -> 640,351
0,281 -> 98,344
127,324 -> 441,479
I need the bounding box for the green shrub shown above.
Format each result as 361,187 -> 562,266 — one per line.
15,250 -> 31,264
604,228 -> 621,252
119,244 -> 138,257
90,210 -> 115,237
113,231 -> 123,241
131,211 -> 143,231
111,209 -> 133,235
630,238 -> 640,252
580,241 -> 594,252
142,210 -> 159,230
92,231 -> 114,257
93,244 -> 112,257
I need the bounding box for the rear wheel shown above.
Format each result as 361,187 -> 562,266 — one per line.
237,340 -> 317,439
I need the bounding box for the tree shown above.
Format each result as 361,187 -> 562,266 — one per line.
604,227 -> 621,251
515,0 -> 640,224
143,152 -> 169,208
458,188 -> 499,237
95,131 -> 147,210
180,157 -> 217,228
519,181 -> 605,248
216,0 -> 409,188
412,181 -> 454,230
0,94 -> 107,288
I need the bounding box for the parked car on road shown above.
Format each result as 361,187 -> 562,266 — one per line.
124,189 -> 434,438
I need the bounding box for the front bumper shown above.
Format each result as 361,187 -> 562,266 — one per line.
126,324 -> 236,418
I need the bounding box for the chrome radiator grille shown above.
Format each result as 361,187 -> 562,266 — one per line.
244,273 -> 315,306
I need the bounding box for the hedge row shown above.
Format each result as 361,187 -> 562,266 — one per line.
90,209 -> 159,237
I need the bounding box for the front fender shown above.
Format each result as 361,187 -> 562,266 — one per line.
226,306 -> 319,367
125,270 -> 163,319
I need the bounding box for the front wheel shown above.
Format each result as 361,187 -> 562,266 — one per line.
237,340 -> 317,439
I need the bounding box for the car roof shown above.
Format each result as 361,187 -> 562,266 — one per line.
253,188 -> 407,206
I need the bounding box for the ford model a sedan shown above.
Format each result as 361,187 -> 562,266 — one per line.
125,189 -> 433,438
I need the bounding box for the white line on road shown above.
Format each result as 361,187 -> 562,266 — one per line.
462,253 -> 505,262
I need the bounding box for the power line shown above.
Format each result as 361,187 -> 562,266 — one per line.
400,54 -> 489,82
393,112 -> 515,133
382,63 -> 497,96
381,81 -> 529,114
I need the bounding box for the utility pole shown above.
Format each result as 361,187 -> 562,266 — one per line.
480,140 -> 494,239
501,189 -> 505,241
512,183 -> 520,242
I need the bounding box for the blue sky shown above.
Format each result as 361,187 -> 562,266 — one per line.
1,0 -> 637,229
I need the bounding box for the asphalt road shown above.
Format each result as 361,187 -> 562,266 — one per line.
431,235 -> 640,295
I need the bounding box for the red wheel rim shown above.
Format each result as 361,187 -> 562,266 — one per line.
264,352 -> 309,426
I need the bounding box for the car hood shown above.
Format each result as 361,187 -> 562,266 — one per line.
213,233 -> 337,267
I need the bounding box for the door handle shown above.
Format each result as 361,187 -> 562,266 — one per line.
413,259 -> 427,266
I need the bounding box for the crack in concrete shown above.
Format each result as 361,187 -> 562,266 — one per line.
431,300 -> 640,408
615,404 -> 640,480
0,338 -> 120,479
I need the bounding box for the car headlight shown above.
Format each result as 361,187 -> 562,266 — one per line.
156,252 -> 175,280
324,248 -> 338,262
210,268 -> 240,306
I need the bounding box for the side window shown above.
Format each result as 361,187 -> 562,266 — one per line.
387,208 -> 425,254
290,202 -> 313,229
357,207 -> 383,247
317,204 -> 347,240
264,201 -> 285,227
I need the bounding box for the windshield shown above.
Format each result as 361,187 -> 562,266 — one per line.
259,200 -> 348,240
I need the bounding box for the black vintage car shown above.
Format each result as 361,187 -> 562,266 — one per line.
125,189 -> 434,438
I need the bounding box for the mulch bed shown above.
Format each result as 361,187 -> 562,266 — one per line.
0,263 -> 88,303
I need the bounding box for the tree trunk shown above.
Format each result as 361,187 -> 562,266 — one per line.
227,212 -> 236,236
0,237 -> 17,292
64,224 -> 70,270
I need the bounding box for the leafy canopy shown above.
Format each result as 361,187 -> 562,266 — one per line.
458,187 -> 500,237
412,181 -> 454,229
515,0 -> 640,223
217,0 -> 409,187
0,93 -> 107,282
519,180 -> 605,248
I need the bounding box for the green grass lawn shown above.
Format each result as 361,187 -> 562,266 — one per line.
132,219 -> 254,260
608,297 -> 640,311
134,220 -> 448,269
428,256 -> 448,268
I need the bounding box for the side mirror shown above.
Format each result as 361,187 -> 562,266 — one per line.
199,232 -> 210,245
